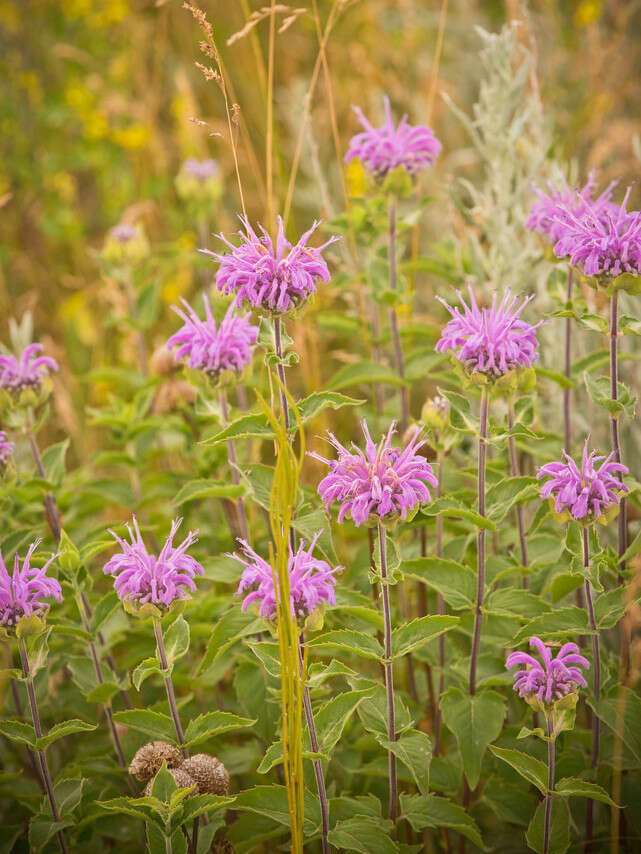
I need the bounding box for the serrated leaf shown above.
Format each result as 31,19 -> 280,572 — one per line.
328,360 -> 405,391
588,688 -> 641,762
86,681 -> 120,704
358,686 -> 413,738
525,797 -> 570,854
197,609 -> 264,675
421,497 -> 497,530
97,796 -> 166,829
489,745 -> 548,795
306,629 -> 383,660
163,616 -> 190,665
29,815 -> 74,851
402,557 -> 475,610
0,720 -> 36,747
555,777 -> 617,806
233,785 -> 321,838
315,687 -> 377,753
35,719 -> 97,751
583,372 -> 636,419
173,479 -> 244,505
41,439 -> 70,487
377,729 -> 432,794
400,793 -> 486,850
328,816 -> 398,853
183,711 -> 255,749
151,761 -> 180,803
113,709 -> 177,744
88,590 -> 121,634
391,615 -> 459,659
132,657 -> 163,691
440,688 -> 505,789
512,606 -> 591,644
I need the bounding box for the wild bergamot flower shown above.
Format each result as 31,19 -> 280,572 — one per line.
506,636 -> 589,704
0,540 -> 62,630
0,344 -> 58,396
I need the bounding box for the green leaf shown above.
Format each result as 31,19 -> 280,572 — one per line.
89,590 -> 121,634
489,745 -> 548,795
233,785 -> 321,838
583,372 -> 636,419
151,761 -> 180,803
328,360 -> 405,391
377,729 -> 432,794
0,720 -> 36,747
588,688 -> 641,762
29,816 -> 74,851
35,719 -> 97,751
358,686 -> 413,738
306,629 -> 383,661
197,609 -> 264,675
113,709 -> 177,744
525,797 -> 570,854
173,479 -> 244,505
328,816 -> 399,854
620,314 -> 641,336
555,777 -> 617,806
176,794 -> 233,825
594,588 -> 625,629
482,776 -> 536,826
183,711 -> 255,749
315,687 -> 377,753
400,793 -> 486,850
97,796 -> 166,830
391,615 -> 459,659
402,557 -> 475,610
486,476 -> 538,523
85,681 -> 120,705
163,616 -> 190,665
438,389 -> 477,433
132,657 -> 163,691
421,497 -> 497,531
297,391 -> 365,422
512,607 -> 591,644
41,439 -> 70,487
440,688 -> 505,789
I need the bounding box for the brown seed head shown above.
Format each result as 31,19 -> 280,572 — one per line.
180,753 -> 230,795
143,766 -> 196,797
129,741 -> 183,782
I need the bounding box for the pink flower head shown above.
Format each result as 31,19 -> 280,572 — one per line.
527,173 -> 618,244
436,286 -> 541,379
0,344 -> 58,395
104,517 -> 203,609
345,95 -> 441,180
182,158 -> 219,182
310,419 -> 437,527
537,438 -> 628,522
204,216 -> 339,315
110,223 -> 141,244
0,540 -> 62,629
167,295 -> 258,380
506,636 -> 589,703
0,431 -> 13,469
552,185 -> 641,278
230,532 -> 340,621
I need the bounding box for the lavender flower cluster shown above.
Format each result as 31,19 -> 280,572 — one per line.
0,540 -> 62,630
506,636 -> 589,704
0,344 -> 58,396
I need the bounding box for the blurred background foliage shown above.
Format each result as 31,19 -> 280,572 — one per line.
1,0 -> 640,456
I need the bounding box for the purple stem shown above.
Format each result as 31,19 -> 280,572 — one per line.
507,402 -> 529,588
298,636 -> 330,854
219,388 -> 250,541
123,277 -> 148,377
10,674 -> 42,784
153,618 -> 188,759
434,449 -> 445,756
18,639 -> 69,854
378,522 -> 397,823
583,527 -> 600,852
543,714 -> 555,854
469,387 -> 489,697
564,268 -> 573,455
388,195 -> 409,433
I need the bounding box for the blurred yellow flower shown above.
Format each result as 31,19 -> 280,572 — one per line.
111,124 -> 150,150
59,293 -> 98,347
575,0 -> 601,27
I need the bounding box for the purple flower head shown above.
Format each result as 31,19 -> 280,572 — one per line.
182,158 -> 219,182
552,185 -> 641,278
0,431 -> 14,469
537,438 -> 628,523
0,344 -> 58,396
110,223 -> 141,244
167,296 -> 258,381
345,96 -> 441,180
310,419 -> 437,527
204,216 -> 339,316
104,517 -> 203,610
527,173 -> 618,244
436,286 -> 541,380
506,636 -> 589,704
229,532 -> 340,621
0,540 -> 62,630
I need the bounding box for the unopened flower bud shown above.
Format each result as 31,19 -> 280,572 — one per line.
151,345 -> 178,377
420,395 -> 450,432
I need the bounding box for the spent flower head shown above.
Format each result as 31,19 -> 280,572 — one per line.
0,540 -> 62,631
230,532 -> 339,621
176,158 -> 222,203
0,344 -> 58,397
205,216 -> 339,315
537,438 -> 628,524
527,173 -> 617,244
506,636 -> 589,705
553,185 -> 641,279
345,95 -> 441,180
102,222 -> 149,264
167,296 -> 258,382
104,517 -> 203,611
0,431 -> 14,470
310,419 -> 437,527
436,285 -> 541,380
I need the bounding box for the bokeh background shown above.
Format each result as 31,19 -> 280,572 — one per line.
2,0 -> 641,457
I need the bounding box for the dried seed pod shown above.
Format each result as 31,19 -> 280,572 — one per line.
211,839 -> 235,854
180,753 -> 230,795
129,741 -> 183,782
143,766 -> 196,797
